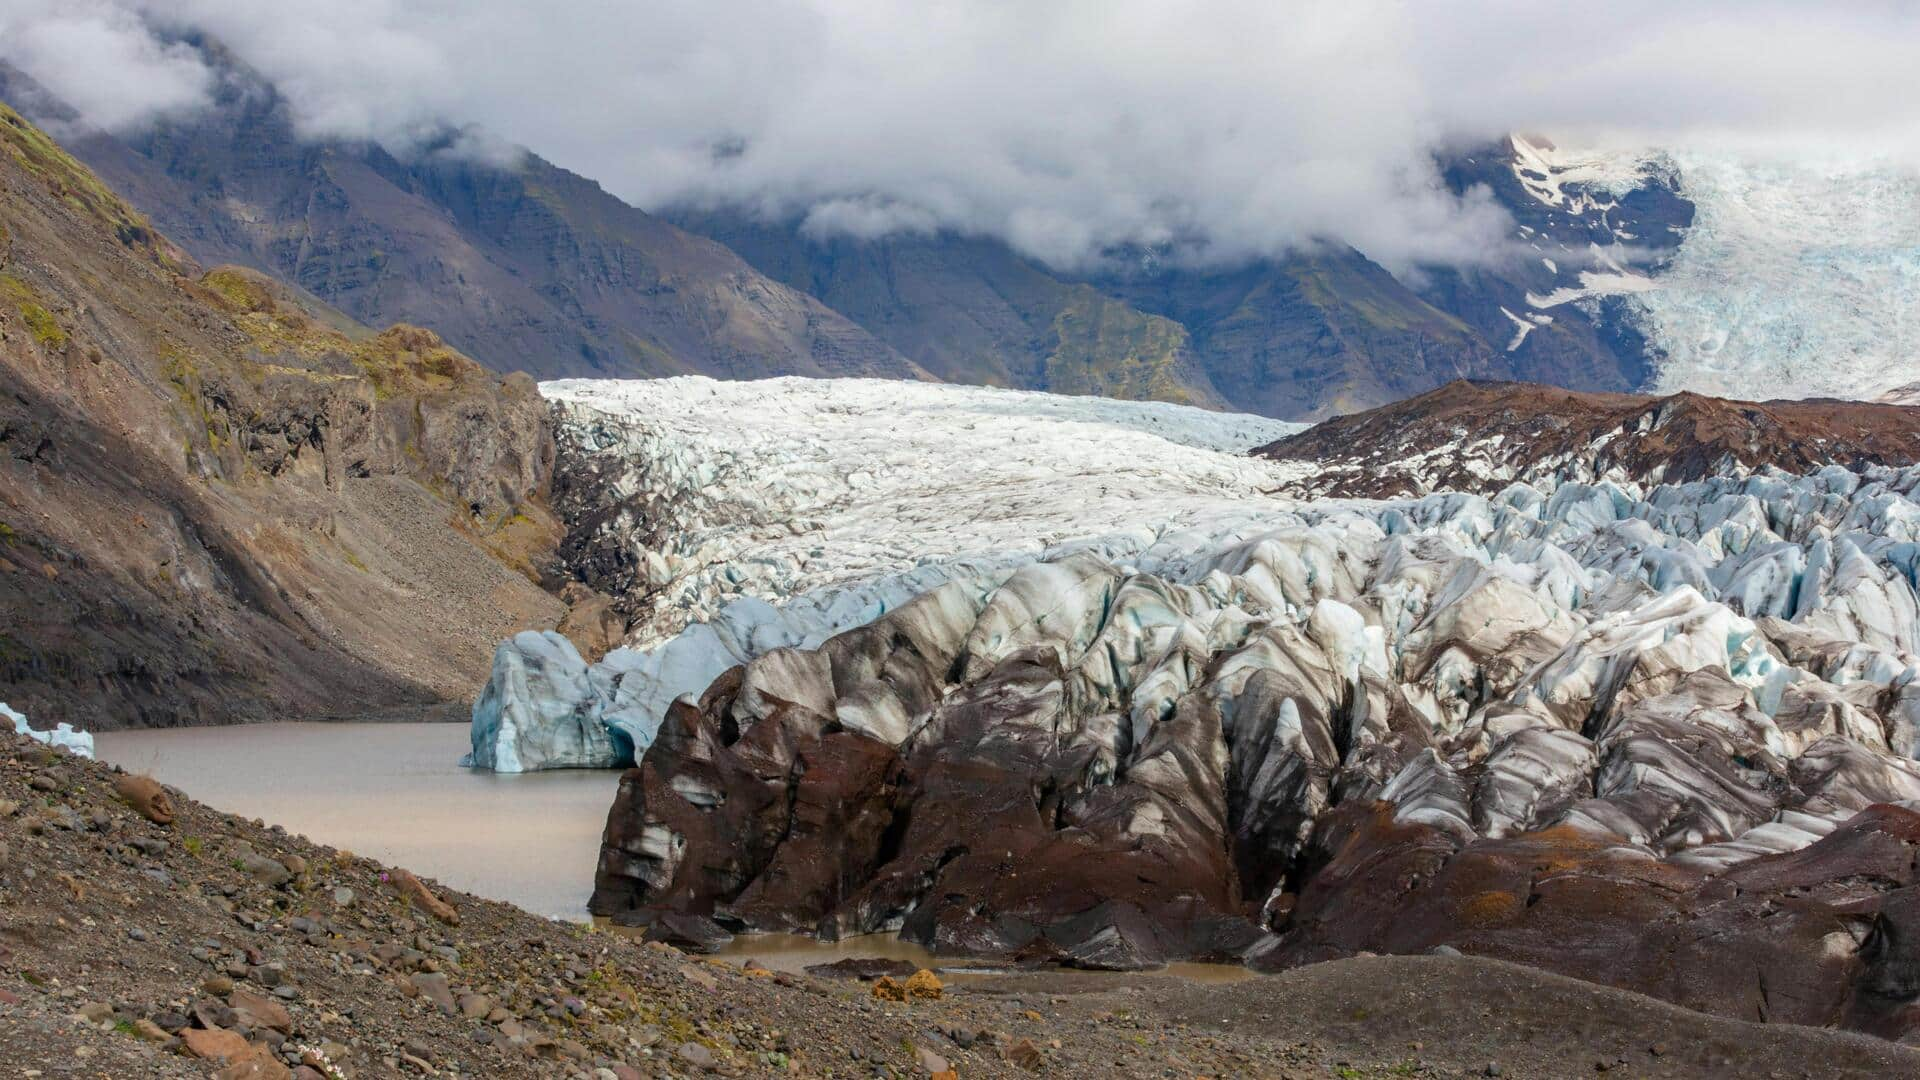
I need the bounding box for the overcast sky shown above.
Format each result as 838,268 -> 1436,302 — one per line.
3,0 -> 1918,271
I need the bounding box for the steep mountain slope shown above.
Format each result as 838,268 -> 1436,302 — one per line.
673,137 -> 1691,421
0,103 -> 568,729
0,53 -> 921,385
1256,380 -> 1920,498
1088,249 -> 1506,419
672,213 -> 1226,406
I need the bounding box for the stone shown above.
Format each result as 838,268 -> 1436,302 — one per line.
230,988 -> 294,1033
388,869 -> 459,925
410,972 -> 457,1014
182,1026 -> 253,1062
915,1047 -> 951,1075
904,969 -> 943,1000
677,1042 -> 716,1070
1006,1039 -> 1044,1070
457,992 -> 492,1019
331,887 -> 355,908
238,853 -> 292,887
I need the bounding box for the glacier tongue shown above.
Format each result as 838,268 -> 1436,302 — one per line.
471,377 -> 1306,771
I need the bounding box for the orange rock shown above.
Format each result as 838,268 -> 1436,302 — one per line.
870,975 -> 906,1002
114,774 -> 175,825
904,968 -> 944,1000
388,868 -> 459,925
181,1026 -> 251,1062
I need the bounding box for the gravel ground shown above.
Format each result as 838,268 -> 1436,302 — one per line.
3,729 -> 1916,1079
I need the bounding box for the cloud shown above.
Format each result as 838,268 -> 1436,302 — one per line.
0,1 -> 211,133
4,1 -> 1919,271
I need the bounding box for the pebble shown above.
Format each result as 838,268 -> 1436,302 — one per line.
332,887 -> 356,908
126,927 -> 148,942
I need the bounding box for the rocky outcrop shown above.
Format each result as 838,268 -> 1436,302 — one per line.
1256,380 -> 1920,499
0,104 -> 564,728
592,463 -> 1920,1037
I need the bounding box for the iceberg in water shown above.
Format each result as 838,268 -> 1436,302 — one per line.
3,701 -> 93,758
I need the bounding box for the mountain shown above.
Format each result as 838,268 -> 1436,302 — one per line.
3,40 -> 1697,420
0,51 -> 923,385
0,102 -> 576,728
1256,379 -> 1920,498
673,136 -> 1692,420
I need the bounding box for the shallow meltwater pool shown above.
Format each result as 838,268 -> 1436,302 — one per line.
597,928 -> 1256,985
94,722 -> 619,921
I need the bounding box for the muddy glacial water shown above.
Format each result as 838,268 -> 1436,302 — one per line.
96,722 -> 1252,983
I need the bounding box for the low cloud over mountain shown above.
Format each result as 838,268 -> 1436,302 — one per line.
7,1 -> 1920,273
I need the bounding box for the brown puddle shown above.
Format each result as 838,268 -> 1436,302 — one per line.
596,925 -> 1256,985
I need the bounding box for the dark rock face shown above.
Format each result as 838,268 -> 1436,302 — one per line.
1255,380 -> 1920,499
1265,802 -> 1920,1035
593,464 -> 1920,1036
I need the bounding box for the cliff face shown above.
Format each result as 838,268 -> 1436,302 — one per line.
0,54 -> 921,386
0,104 -> 566,729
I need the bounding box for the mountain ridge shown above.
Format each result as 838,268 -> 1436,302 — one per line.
0,50 -> 926,387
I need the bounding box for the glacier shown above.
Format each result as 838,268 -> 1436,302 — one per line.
475,376 -> 1920,783
591,459 -> 1920,979
3,701 -> 93,758
469,377 -> 1307,771
1512,138 -> 1920,402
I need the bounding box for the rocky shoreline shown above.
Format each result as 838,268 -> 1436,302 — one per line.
12,724 -> 1920,1077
